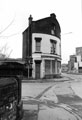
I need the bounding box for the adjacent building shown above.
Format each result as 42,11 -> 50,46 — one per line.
23,13 -> 61,79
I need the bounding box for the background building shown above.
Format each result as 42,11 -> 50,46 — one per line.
76,47 -> 82,73
68,55 -> 77,72
76,47 -> 82,60
61,64 -> 68,73
68,47 -> 82,73
23,13 -> 61,79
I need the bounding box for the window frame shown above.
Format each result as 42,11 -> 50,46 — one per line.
35,37 -> 42,52
50,39 -> 57,54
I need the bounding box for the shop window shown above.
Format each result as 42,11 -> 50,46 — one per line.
52,60 -> 55,73
45,60 -> 51,74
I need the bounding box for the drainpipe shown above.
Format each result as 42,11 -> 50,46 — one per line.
28,15 -> 33,78
28,15 -> 33,57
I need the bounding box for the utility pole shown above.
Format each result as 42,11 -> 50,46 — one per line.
81,0 -> 82,19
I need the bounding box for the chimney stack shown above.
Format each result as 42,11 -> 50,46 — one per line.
28,15 -> 33,25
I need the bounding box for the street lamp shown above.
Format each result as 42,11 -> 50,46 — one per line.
61,32 -> 73,36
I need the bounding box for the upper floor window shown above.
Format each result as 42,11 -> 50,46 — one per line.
50,39 -> 56,54
35,37 -> 42,52
51,26 -> 55,35
51,30 -> 55,35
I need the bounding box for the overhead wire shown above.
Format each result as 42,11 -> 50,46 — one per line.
0,13 -> 16,36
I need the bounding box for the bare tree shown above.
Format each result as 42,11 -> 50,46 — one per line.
0,43 -> 13,58
0,14 -> 15,59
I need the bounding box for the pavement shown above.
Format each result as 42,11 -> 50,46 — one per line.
22,74 -> 73,83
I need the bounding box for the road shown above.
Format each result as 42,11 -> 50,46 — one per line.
22,82 -> 54,98
22,73 -> 82,120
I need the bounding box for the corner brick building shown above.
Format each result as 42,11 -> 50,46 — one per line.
23,13 -> 61,79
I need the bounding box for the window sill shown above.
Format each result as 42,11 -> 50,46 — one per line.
50,53 -> 57,55
34,51 -> 42,53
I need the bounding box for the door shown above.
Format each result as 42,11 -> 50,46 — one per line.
35,61 -> 41,79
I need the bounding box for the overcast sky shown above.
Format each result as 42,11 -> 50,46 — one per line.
0,0 -> 82,63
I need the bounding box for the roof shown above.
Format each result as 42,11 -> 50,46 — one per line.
0,61 -> 25,69
23,13 -> 61,39
0,77 -> 16,87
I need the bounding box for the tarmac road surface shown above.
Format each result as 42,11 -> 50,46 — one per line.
22,74 -> 82,120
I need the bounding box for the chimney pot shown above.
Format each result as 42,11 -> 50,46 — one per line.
28,14 -> 33,25
50,13 -> 56,18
